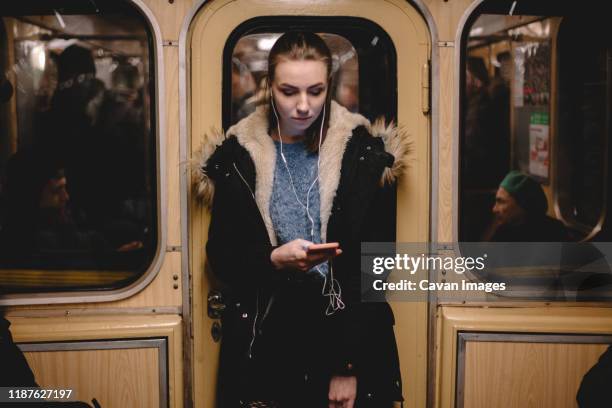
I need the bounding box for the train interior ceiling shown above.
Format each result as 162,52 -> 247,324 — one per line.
0,3 -> 156,293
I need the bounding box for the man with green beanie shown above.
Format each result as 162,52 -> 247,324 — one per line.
490,170 -> 569,241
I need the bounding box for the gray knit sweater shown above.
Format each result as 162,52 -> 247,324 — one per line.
270,140 -> 328,276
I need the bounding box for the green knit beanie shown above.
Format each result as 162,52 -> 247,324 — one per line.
499,170 -> 548,215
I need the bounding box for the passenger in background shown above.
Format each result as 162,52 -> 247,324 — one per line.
39,44 -> 99,214
1,150 -> 89,263
231,56 -> 257,121
486,170 -> 569,242
0,149 -> 142,267
463,57 -> 510,189
461,57 -> 512,241
335,67 -> 359,112
39,45 -> 147,233
464,57 -> 493,188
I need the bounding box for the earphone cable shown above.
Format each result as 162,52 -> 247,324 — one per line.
271,92 -> 343,315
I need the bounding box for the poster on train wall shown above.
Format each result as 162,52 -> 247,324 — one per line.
523,42 -> 550,106
513,42 -> 551,107
529,112 -> 549,179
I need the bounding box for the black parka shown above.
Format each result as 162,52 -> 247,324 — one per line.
197,102 -> 408,407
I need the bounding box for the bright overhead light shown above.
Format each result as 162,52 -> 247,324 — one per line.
470,27 -> 484,36
257,36 -> 280,51
31,45 -> 46,71
47,38 -> 77,50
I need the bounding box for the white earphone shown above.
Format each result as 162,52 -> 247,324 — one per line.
271,95 -> 321,238
271,91 -> 344,315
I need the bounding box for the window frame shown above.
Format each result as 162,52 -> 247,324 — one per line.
457,2 -> 611,244
457,3 -> 577,241
454,0 -> 612,300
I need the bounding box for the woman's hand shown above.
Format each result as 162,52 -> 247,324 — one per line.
328,375 -> 357,408
270,239 -> 341,272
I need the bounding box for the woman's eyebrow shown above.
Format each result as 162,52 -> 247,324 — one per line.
277,83 -> 325,89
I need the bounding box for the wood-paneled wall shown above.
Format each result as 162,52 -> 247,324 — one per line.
11,314 -> 183,408
25,347 -> 160,408
423,0 -> 474,243
464,341 -> 607,408
437,306 -> 612,408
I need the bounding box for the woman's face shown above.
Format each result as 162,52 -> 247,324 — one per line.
271,59 -> 328,137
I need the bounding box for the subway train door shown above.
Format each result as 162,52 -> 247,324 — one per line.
185,1 -> 431,406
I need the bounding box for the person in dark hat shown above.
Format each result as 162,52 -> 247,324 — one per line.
39,44 -> 102,220
488,170 -> 569,242
41,44 -> 146,228
56,44 -> 96,83
48,44 -> 99,128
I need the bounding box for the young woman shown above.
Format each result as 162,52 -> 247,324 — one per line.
196,31 -> 408,408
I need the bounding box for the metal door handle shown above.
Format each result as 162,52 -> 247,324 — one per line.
207,290 -> 226,319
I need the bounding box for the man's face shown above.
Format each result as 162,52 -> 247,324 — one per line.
492,187 -> 525,226
39,177 -> 69,210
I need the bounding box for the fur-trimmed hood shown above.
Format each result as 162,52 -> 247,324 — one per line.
193,101 -> 410,244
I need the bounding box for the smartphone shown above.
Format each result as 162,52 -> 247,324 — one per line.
306,242 -> 340,253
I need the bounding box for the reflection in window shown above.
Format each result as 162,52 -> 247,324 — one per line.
461,6 -> 611,244
460,3 -> 612,299
224,18 -> 397,129
0,3 -> 157,294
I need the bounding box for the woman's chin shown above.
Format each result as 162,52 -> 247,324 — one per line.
291,120 -> 314,130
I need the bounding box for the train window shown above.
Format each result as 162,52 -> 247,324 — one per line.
460,2 -> 612,244
223,17 -> 397,129
0,2 -> 157,294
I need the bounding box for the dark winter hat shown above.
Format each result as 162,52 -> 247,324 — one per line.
500,170 -> 548,215
57,44 -> 96,82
